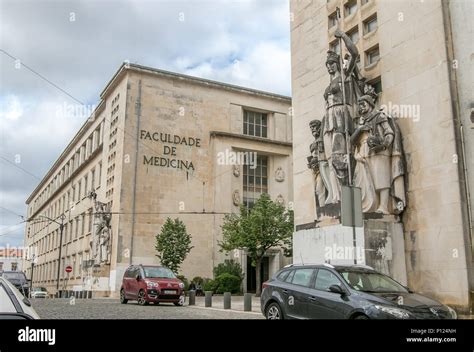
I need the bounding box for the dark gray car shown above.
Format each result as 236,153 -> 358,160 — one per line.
0,271 -> 30,298
260,264 -> 457,320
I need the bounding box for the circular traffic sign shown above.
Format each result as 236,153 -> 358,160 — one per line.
65,265 -> 73,273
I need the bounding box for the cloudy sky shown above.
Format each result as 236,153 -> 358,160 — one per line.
0,0 -> 291,248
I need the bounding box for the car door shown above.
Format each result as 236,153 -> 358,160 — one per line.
307,269 -> 352,319
124,267 -> 136,298
283,268 -> 316,319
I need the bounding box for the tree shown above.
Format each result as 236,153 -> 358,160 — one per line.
219,193 -> 294,296
155,217 -> 193,274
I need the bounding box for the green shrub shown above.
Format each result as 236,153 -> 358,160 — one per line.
192,276 -> 204,285
215,273 -> 241,294
176,275 -> 189,290
213,260 -> 244,281
203,279 -> 218,292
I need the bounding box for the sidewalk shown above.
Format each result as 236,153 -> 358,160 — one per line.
190,295 -> 262,315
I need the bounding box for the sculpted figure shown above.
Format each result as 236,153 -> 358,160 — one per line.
350,88 -> 406,214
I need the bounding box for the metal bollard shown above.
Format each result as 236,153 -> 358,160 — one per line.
204,291 -> 212,307
244,293 -> 252,312
223,292 -> 231,309
188,290 -> 196,305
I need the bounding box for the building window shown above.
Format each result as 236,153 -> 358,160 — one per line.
91,169 -> 95,190
84,175 -> 88,197
366,45 -> 380,65
344,0 -> 357,17
368,76 -> 383,94
88,208 -> 93,233
364,15 -> 377,34
98,162 -> 102,187
328,12 -> 337,29
77,180 -> 82,201
11,262 -> 18,271
243,155 -> 268,208
329,40 -> 341,55
243,110 -> 267,138
347,26 -> 359,44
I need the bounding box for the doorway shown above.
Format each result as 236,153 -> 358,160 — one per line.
246,256 -> 269,293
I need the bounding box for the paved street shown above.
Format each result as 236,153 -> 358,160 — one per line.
31,297 -> 264,320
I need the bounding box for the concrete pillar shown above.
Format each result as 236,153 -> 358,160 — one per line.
223,292 -> 231,309
205,291 -> 212,307
244,293 -> 252,312
188,290 -> 196,305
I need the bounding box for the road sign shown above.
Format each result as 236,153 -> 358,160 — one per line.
65,265 -> 73,273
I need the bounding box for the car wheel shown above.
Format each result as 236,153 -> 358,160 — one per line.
354,314 -> 369,320
266,302 -> 283,320
137,290 -> 148,306
120,289 -> 128,304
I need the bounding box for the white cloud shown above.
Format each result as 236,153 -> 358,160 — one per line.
0,95 -> 24,120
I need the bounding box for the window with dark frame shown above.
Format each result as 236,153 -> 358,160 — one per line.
344,0 -> 357,17
328,12 -> 337,29
366,45 -> 380,65
243,155 -> 268,208
364,15 -> 378,34
346,26 -> 359,44
368,76 -> 383,94
243,110 -> 268,138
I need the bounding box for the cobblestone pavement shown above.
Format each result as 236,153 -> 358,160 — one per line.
31,298 -> 264,320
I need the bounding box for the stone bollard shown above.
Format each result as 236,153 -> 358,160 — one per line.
188,290 -> 196,305
223,292 -> 231,309
204,291 -> 213,307
244,293 -> 252,312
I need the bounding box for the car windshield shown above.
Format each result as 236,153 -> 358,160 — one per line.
33,287 -> 47,292
143,267 -> 175,279
2,272 -> 25,281
337,269 -> 408,293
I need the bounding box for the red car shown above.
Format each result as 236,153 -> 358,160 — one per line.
120,265 -> 185,306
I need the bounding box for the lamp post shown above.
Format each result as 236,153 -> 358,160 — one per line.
55,215 -> 66,294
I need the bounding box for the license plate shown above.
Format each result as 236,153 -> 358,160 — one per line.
163,290 -> 176,295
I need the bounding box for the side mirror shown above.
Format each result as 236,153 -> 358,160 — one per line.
329,284 -> 346,295
135,274 -> 141,281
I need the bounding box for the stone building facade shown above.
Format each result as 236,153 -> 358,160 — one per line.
23,64 -> 293,296
290,0 -> 473,312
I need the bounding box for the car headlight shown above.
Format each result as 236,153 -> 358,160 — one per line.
178,283 -> 184,289
145,281 -> 158,288
447,306 -> 457,319
374,305 -> 411,319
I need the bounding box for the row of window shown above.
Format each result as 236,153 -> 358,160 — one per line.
28,251 -> 90,284
31,120 -> 105,216
31,209 -> 93,257
29,162 -> 102,237
0,262 -> 18,271
328,0 -> 372,29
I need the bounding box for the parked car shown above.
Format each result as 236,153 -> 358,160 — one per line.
31,287 -> 48,299
120,265 -> 185,306
261,264 -> 458,320
0,276 -> 40,319
0,271 -> 30,298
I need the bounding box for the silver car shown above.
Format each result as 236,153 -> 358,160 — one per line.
31,287 -> 48,299
0,276 -> 40,319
